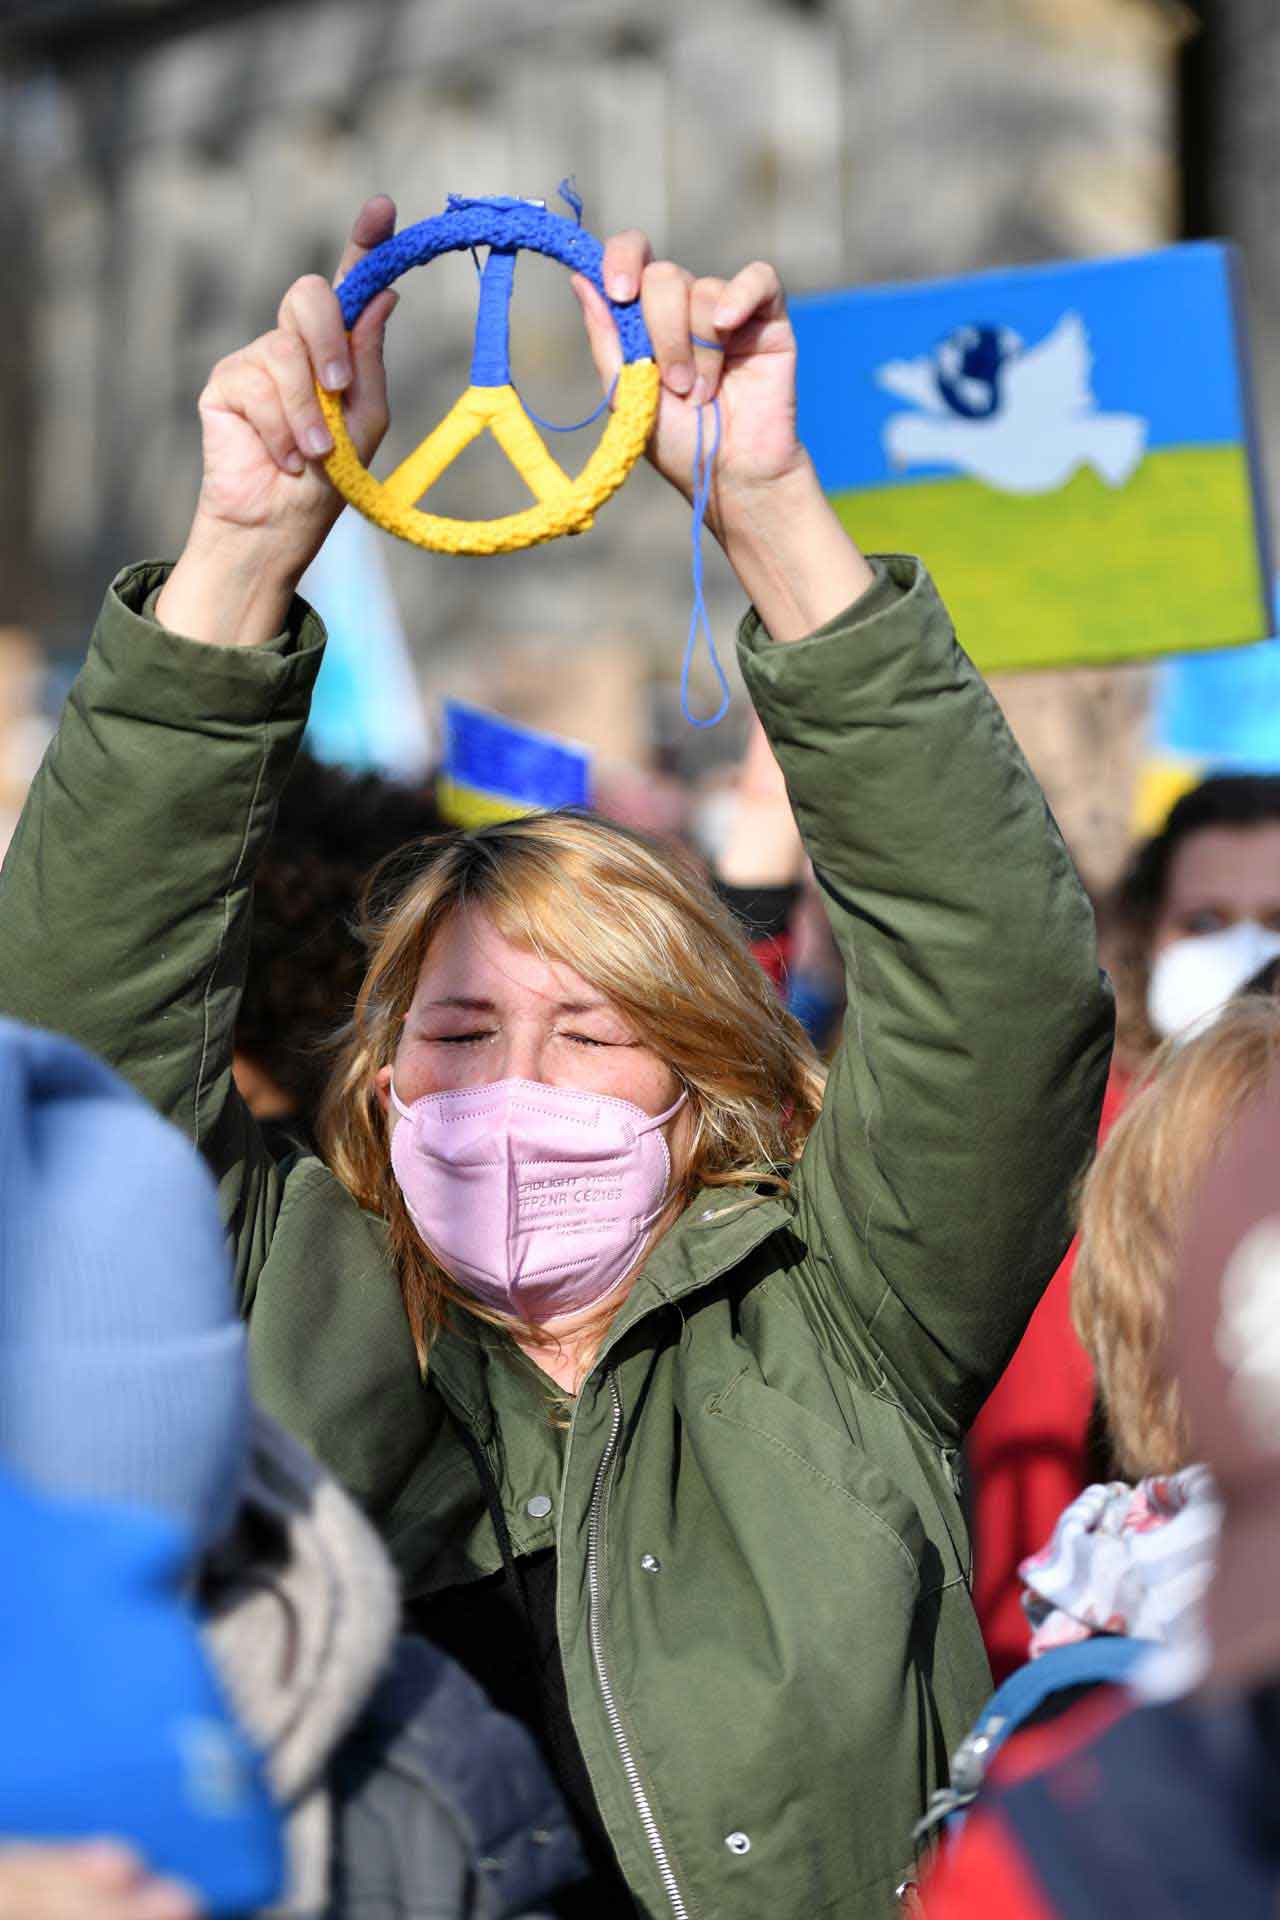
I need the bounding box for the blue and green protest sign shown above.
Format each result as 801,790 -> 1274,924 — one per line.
792,242 -> 1272,672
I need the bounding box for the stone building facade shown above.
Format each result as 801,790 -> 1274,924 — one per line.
2,0 -> 1181,881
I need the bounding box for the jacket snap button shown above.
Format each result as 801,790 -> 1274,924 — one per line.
525,1494 -> 553,1519
725,1831 -> 751,1856
640,1553 -> 661,1573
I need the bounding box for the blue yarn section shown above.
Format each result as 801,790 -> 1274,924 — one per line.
557,176 -> 584,225
682,398 -> 730,729
469,248 -> 516,387
445,194 -> 530,214
336,200 -> 653,364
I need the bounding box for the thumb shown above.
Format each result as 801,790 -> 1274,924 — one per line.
571,274 -> 623,398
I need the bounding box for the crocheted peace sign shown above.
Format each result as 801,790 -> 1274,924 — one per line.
316,197 -> 661,555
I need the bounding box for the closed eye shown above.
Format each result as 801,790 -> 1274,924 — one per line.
433,1032 -> 494,1045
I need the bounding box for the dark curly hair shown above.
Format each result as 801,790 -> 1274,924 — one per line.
1108,773 -> 1280,1067
235,750 -> 444,1142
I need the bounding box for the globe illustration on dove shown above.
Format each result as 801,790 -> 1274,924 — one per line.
875,312 -> 1148,495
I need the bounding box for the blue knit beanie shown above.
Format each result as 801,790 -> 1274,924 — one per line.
0,1464 -> 284,1914
0,1020 -> 250,1557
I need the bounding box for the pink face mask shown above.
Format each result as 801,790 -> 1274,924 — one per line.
388,1076 -> 687,1322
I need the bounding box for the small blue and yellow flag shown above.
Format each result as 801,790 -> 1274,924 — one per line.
438,700 -> 592,828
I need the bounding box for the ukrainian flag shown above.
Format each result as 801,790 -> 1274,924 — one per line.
438,700 -> 592,828
792,244 -> 1272,675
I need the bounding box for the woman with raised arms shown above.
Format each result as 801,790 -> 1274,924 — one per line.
0,196 -> 1112,1917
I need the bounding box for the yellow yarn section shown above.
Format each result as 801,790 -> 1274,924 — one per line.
317,360 -> 660,555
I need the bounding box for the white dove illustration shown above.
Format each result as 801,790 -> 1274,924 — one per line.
876,312 -> 1148,495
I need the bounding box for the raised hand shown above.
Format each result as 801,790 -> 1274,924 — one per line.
572,235 -> 807,526
158,197 -> 399,648
195,197 -> 397,568
573,231 -> 873,641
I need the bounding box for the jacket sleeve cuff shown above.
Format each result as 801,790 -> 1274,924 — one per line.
97,560 -> 327,729
736,554 -> 910,659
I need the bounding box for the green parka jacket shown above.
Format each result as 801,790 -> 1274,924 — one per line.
0,554 -> 1113,1919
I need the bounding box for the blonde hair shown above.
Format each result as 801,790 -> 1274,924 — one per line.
318,810 -> 827,1364
1073,995 -> 1280,1477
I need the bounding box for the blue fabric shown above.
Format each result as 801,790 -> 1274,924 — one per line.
972,1637 -> 1149,1763
443,700 -> 591,811
0,1467 -> 283,1914
0,1020 -> 250,1556
336,198 -> 653,365
938,1638 -> 1149,1842
785,971 -> 844,1045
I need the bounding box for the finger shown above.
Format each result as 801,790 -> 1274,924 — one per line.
201,355 -> 305,475
712,259 -> 786,335
279,272 -> 352,393
345,286 -> 399,460
261,327 -> 337,459
601,228 -> 654,305
333,194 -> 397,288
570,274 -> 624,397
116,1879 -> 202,1920
68,1842 -> 147,1890
640,260 -> 697,398
689,277 -> 729,406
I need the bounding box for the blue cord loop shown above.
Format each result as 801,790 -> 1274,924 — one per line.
681,331 -> 731,728
521,375 -> 619,434
682,394 -> 730,728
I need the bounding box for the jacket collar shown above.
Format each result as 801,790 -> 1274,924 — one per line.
604,1188 -> 791,1340
425,1188 -> 792,1424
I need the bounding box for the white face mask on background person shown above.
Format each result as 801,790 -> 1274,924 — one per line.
1147,921 -> 1280,1042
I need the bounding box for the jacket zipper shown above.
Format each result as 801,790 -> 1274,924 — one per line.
587,1370 -> 691,1920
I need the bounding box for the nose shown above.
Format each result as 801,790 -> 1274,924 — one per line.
491,1025 -> 552,1088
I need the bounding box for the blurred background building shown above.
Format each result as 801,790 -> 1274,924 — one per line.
0,0 -> 1264,889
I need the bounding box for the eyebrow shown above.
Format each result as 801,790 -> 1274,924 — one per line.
423,995 -> 614,1015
